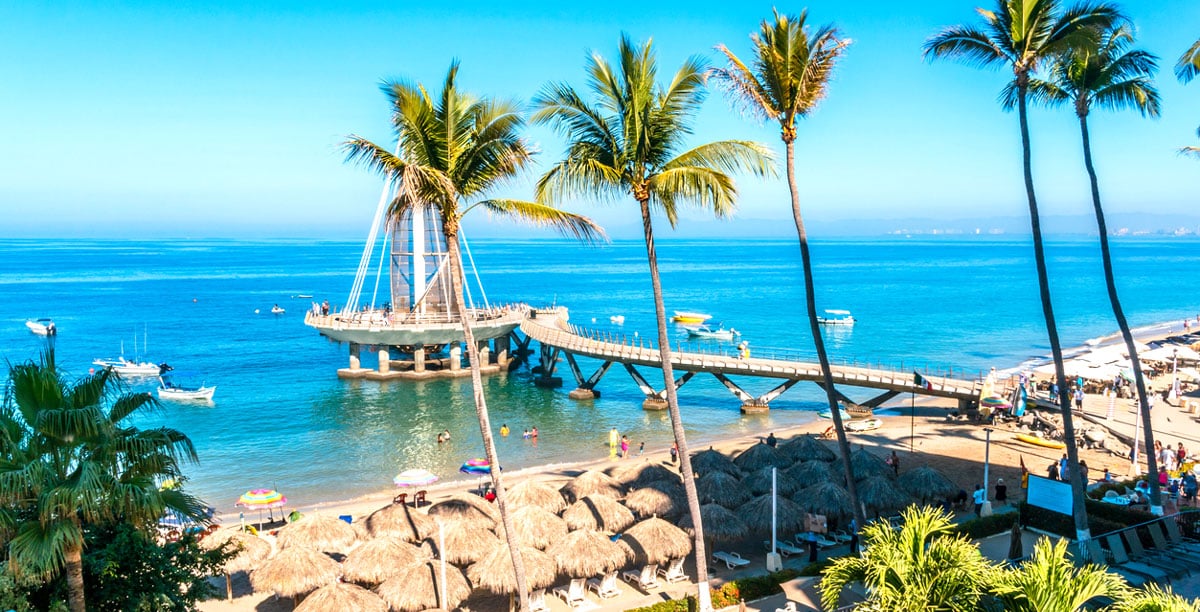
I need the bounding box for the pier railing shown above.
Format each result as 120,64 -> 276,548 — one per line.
305,302 -> 529,329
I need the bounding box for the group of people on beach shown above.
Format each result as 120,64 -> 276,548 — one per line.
607,427 -> 643,458
499,423 -> 538,439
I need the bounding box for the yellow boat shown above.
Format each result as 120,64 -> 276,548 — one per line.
671,311 -> 711,324
1014,433 -> 1066,450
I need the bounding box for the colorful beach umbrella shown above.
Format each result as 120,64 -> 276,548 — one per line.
459,459 -> 493,475
236,488 -> 287,529
394,469 -> 438,487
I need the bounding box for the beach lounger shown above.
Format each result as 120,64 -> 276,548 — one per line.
815,533 -> 839,548
1163,519 -> 1200,552
413,490 -> 428,507
658,557 -> 689,583
552,578 -> 586,607
586,571 -> 621,599
712,551 -> 750,569
621,564 -> 660,590
392,492 -> 407,505
1105,535 -> 1169,582
1148,522 -> 1200,563
1122,530 -> 1189,577
831,530 -> 853,543
529,588 -> 549,612
1081,539 -> 1147,587
766,539 -> 805,557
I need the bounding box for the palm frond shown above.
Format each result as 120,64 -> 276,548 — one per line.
990,538 -> 1130,611
342,136 -> 406,178
534,156 -> 624,205
662,141 -> 776,178
709,44 -> 780,123
1111,582 -> 1197,612
1018,77 -> 1070,110
648,166 -> 737,223
1092,78 -> 1161,117
1177,38 -> 1200,83
924,25 -> 1009,68
1180,145 -> 1200,159
476,199 -> 607,244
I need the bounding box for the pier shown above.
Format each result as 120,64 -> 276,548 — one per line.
521,308 -> 985,413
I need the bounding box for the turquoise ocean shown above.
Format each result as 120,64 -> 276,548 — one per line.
1,237 -> 1196,511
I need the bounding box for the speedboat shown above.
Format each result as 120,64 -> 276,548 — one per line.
610,315 -> 625,324
846,418 -> 882,432
672,311 -> 712,324
817,309 -> 855,325
271,305 -> 286,314
93,357 -> 163,377
686,324 -> 738,341
157,374 -> 215,402
25,318 -> 56,336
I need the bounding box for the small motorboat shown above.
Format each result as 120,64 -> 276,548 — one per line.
157,374 -> 215,402
292,294 -> 313,299
817,309 -> 855,326
686,324 -> 738,341
610,315 -> 625,324
672,311 -> 712,324
270,305 -> 286,314
25,318 -> 56,336
846,418 -> 882,432
93,357 -> 164,377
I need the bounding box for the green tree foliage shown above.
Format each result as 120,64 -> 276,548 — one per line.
990,538 -> 1130,612
81,523 -> 229,612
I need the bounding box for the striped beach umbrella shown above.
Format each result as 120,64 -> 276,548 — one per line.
394,469 -> 438,487
236,488 -> 287,529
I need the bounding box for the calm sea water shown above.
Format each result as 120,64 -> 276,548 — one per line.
0,237 -> 1196,510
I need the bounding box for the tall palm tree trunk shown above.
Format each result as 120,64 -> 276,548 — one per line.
1078,112 -> 1161,511
445,224 -> 530,611
65,542 -> 85,612
638,197 -> 712,612
783,137 -> 864,528
1017,84 -> 1091,543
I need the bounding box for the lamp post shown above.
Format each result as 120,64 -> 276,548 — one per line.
981,427 -> 994,517
1170,348 -> 1180,403
766,467 -> 782,571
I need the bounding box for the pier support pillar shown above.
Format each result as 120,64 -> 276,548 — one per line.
495,336 -> 510,366
450,342 -> 462,371
378,347 -> 390,374
535,376 -> 563,388
349,343 -> 361,370
478,342 -> 491,366
569,388 -> 600,400
740,401 -> 770,414
642,397 -> 669,411
413,347 -> 426,373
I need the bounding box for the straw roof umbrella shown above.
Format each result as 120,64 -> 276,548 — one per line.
427,495 -> 499,528
560,469 -> 622,504
507,480 -> 568,514
511,505 -> 568,550
742,466 -> 802,497
545,529 -> 630,577
778,435 -> 836,463
624,482 -> 686,519
696,471 -> 751,509
202,528 -> 272,601
850,448 -> 893,482
677,503 -> 748,542
739,494 -> 805,536
250,546 -> 341,601
794,481 -> 854,520
376,562 -> 471,612
342,537 -> 431,586
857,475 -> 913,516
436,522 -> 500,566
733,442 -> 789,472
364,502 -> 435,543
562,494 -> 636,532
689,448 -> 740,476
617,462 -> 682,487
786,460 -> 841,488
897,466 -> 958,504
294,582 -> 387,612
617,517 -> 693,566
275,514 -> 359,554
467,543 -> 558,593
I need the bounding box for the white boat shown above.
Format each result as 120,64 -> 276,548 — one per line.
157,375 -> 215,402
93,357 -> 163,377
25,318 -> 56,336
672,311 -> 712,324
819,408 -> 852,420
686,324 -> 738,341
271,305 -> 286,314
817,309 -> 855,326
610,315 -> 625,324
846,418 -> 883,432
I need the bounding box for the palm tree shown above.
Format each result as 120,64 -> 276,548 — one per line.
0,353 -> 207,612
925,0 -> 1121,548
1177,39 -> 1200,157
1111,583 -> 1199,612
710,10 -> 863,528
344,64 -> 603,612
1029,24 -> 1164,510
820,506 -> 997,611
532,35 -> 774,611
989,538 -> 1131,611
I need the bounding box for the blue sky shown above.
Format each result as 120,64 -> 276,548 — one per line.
1,1 -> 1196,238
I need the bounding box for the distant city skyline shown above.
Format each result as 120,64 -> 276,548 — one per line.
2,1 -> 1196,238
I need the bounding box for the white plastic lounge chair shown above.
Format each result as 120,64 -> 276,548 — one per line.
621,564 -> 660,590
657,557 -> 688,583
815,533 -> 839,548
766,539 -> 805,557
831,530 -> 853,543
529,588 -> 549,612
552,578 -> 587,607
586,571 -> 621,599
712,551 -> 750,569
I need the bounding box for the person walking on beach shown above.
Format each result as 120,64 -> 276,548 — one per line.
1048,462 -> 1059,481
1073,387 -> 1084,413
609,427 -> 619,457
638,441 -> 644,456
887,451 -> 900,477
1059,455 -> 1069,482
670,442 -> 678,464
766,432 -> 777,448
620,435 -> 630,458
972,485 -> 985,517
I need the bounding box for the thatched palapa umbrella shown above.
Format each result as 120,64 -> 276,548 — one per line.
897,466 -> 958,504
624,482 -> 686,519
364,502 -> 435,542
376,562 -> 471,612
677,503 -> 748,542
546,529 -> 630,577
618,517 -> 693,566
250,546 -> 341,601
733,442 -> 789,472
786,460 -> 842,488
850,448 -> 893,482
689,448 -> 739,476
617,462 -> 681,487
511,505 -> 568,550
202,528 -> 272,600
778,435 -> 836,463
427,494 -> 499,528
275,513 -> 359,554
435,522 -> 500,565
342,537 -> 431,586
739,494 -> 805,536
743,466 -> 802,497
294,582 -> 387,612
507,480 -> 568,514
467,543 -> 557,594
560,469 -> 622,504
696,471 -> 751,508
857,475 -> 913,516
794,481 -> 854,520
563,494 -> 636,532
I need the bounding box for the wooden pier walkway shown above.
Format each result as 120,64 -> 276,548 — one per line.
521,309 -> 983,413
